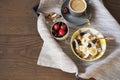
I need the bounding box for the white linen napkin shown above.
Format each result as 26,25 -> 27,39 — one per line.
77,0 -> 120,79
37,0 -> 120,79
37,13 -> 78,74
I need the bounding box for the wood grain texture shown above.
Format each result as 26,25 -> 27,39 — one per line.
0,0 -> 119,80
103,0 -> 120,23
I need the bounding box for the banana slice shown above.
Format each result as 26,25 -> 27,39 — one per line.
81,37 -> 89,47
89,47 -> 98,56
83,51 -> 90,58
79,46 -> 87,54
79,46 -> 90,59
74,39 -> 79,50
83,33 -> 91,38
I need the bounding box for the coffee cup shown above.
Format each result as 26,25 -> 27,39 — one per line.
69,0 -> 87,17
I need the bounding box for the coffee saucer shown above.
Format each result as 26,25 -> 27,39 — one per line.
61,0 -> 92,26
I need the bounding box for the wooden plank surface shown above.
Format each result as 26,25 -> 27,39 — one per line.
0,0 -> 120,80
103,0 -> 120,23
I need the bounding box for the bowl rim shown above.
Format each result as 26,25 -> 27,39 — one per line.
70,27 -> 107,61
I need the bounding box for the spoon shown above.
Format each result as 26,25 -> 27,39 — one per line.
98,37 -> 114,40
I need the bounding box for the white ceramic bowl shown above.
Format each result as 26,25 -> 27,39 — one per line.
51,22 -> 69,40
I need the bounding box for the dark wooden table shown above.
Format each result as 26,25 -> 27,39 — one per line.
0,0 -> 120,80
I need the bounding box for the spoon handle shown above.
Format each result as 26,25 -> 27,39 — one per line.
99,37 -> 114,40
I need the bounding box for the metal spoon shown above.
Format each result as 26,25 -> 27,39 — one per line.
98,37 -> 114,40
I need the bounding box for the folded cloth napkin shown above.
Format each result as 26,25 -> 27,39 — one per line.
37,0 -> 120,79
37,13 -> 78,74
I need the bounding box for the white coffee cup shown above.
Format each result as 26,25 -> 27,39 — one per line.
69,0 -> 87,16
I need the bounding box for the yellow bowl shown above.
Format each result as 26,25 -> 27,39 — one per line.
70,27 -> 106,61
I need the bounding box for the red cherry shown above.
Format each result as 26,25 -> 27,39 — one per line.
60,24 -> 67,30
62,7 -> 69,14
58,29 -> 66,36
53,24 -> 60,31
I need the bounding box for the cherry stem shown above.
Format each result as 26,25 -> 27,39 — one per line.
57,22 -> 61,26
61,22 -> 64,26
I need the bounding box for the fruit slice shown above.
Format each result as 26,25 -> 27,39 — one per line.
89,47 -> 98,56
62,7 -> 69,14
74,39 -> 79,50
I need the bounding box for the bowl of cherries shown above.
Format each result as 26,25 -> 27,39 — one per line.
51,22 -> 69,40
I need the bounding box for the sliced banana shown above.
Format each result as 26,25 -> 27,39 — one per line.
83,50 -> 90,58
79,46 -> 87,54
89,47 -> 98,56
81,37 -> 89,47
83,33 -> 91,38
74,39 -> 79,50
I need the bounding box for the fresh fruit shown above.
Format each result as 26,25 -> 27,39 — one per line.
92,39 -> 97,44
62,7 -> 69,14
53,24 -> 60,31
52,22 -> 68,38
76,39 -> 81,45
60,24 -> 67,31
88,43 -> 92,48
80,32 -> 85,36
58,29 -> 66,36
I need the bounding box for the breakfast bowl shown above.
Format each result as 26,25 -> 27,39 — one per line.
70,28 -> 106,61
51,22 -> 69,40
